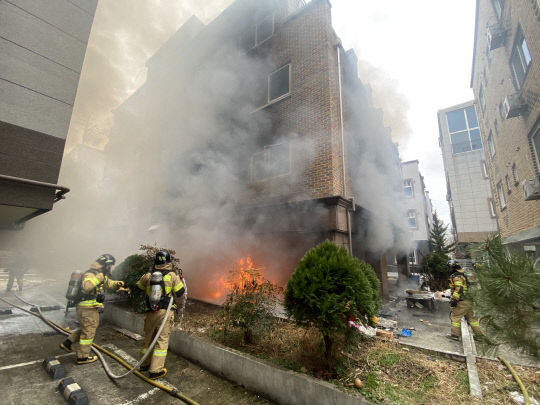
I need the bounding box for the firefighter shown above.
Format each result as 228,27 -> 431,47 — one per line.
446,260 -> 483,341
6,267 -> 25,292
136,251 -> 185,380
59,254 -> 124,364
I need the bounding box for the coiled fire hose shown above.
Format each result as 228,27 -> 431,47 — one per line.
0,292 -> 198,405
498,356 -> 530,405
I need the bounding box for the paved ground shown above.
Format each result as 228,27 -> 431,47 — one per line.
0,278 -> 274,405
385,276 -> 539,367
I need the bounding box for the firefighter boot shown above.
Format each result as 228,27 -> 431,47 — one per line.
76,355 -> 98,365
149,368 -> 167,380
446,334 -> 460,341
59,339 -> 73,353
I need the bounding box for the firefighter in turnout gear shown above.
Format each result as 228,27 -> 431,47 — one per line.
59,254 -> 125,364
136,251 -> 185,380
446,260 -> 483,341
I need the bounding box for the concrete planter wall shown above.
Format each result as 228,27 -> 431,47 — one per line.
103,304 -> 369,405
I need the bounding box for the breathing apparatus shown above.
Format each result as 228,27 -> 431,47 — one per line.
148,271 -> 164,312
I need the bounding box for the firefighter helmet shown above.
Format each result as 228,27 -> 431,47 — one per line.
96,254 -> 116,267
154,251 -> 171,266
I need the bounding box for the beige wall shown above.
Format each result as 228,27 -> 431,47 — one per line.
471,0 -> 540,242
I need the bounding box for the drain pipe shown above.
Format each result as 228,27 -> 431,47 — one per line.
336,43 -> 353,255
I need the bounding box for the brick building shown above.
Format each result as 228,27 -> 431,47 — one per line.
470,0 -> 540,256
0,0 -> 97,231
107,0 -> 408,299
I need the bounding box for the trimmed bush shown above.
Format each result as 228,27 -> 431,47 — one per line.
284,240 -> 380,361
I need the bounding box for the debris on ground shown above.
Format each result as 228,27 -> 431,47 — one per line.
509,391 -> 539,405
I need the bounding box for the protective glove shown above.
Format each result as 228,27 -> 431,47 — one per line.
450,299 -> 458,308
96,293 -> 105,303
115,281 -> 125,288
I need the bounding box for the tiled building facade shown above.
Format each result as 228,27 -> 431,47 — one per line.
0,0 -> 97,231
438,101 -> 499,254
471,0 -> 540,255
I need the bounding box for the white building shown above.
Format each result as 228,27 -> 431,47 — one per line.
438,101 -> 498,254
401,160 -> 433,269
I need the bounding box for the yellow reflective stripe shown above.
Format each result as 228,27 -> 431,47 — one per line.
140,348 -> 148,354
164,286 -> 172,294
78,299 -> 98,306
136,281 -> 145,290
163,274 -> 171,282
86,276 -> 99,287
469,321 -> 480,326
452,292 -> 460,298
80,338 -> 93,345
454,281 -> 463,285
153,349 -> 167,357
172,282 -> 184,293
451,322 -> 461,327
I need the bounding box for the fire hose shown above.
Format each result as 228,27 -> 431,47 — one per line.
0,290 -> 198,405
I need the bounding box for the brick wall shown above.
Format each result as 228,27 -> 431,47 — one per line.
472,0 -> 540,239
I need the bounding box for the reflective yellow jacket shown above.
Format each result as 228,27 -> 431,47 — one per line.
78,270 -> 122,308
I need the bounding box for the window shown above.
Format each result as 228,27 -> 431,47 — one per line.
269,64 -> 290,102
497,180 -> 506,209
241,14 -> 274,50
531,125 -> 540,170
479,85 -> 486,112
505,174 -> 511,193
511,163 -> 519,186
481,160 -> 489,178
510,29 -> 532,89
488,131 -> 496,158
492,0 -> 504,19
488,198 -> 497,217
250,142 -> 290,181
494,119 -> 498,135
408,250 -> 417,265
403,179 -> 414,197
407,210 -> 417,228
447,106 -> 482,153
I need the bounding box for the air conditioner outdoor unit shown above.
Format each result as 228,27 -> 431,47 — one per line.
503,93 -> 527,119
487,24 -> 506,50
523,174 -> 540,201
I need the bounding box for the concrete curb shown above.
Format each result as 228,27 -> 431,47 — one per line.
461,319 -> 482,398
103,304 -> 370,405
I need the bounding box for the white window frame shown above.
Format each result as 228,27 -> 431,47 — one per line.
531,124 -> 540,173
510,28 -> 532,89
488,198 -> 497,218
407,210 -> 417,229
447,106 -> 482,154
403,179 -> 414,198
255,14 -> 274,47
497,180 -> 506,210
481,160 -> 489,178
408,250 -> 417,265
250,142 -> 291,182
492,0 -> 504,19
268,64 -> 291,104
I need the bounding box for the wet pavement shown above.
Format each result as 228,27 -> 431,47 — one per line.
0,279 -> 275,405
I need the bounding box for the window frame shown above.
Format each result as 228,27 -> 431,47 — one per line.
447,106 -> 482,154
403,179 -> 414,198
250,142 -> 291,182
488,131 -> 496,158
479,85 -> 486,112
491,0 -> 504,19
267,64 -> 291,104
488,198 -> 497,218
510,28 -> 532,90
407,209 -> 418,229
408,249 -> 417,265
255,14 -> 274,47
530,122 -> 540,174
497,180 -> 507,210
481,160 -> 489,178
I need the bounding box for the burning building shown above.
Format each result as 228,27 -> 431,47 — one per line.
104,0 -> 410,301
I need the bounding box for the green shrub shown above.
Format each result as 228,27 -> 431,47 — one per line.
420,251 -> 450,291
112,245 -> 181,313
223,263 -> 280,344
284,240 -> 380,362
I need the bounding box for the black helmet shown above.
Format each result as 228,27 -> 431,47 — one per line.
96,254 -> 116,267
447,259 -> 462,272
154,251 -> 171,266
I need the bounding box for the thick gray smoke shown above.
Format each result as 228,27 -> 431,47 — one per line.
8,0 -> 411,303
